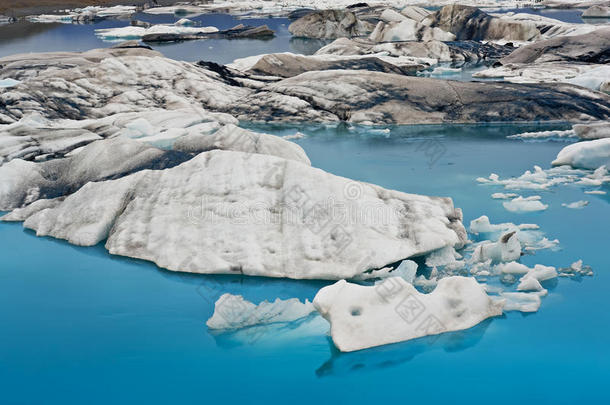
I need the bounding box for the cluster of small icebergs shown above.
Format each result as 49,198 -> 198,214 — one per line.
26,6 -> 136,23
205,211 -> 591,351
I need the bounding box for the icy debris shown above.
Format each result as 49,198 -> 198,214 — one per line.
469,216 -> 556,255
469,215 -> 538,235
472,231 -> 521,264
507,129 -> 576,141
206,294 -> 315,330
503,196 -> 548,213
282,132 -> 306,140
313,276 -> 503,352
477,165 -> 578,190
495,261 -> 530,276
562,200 -> 589,209
553,139 -> 610,170
491,192 -> 518,200
27,5 -> 135,23
585,190 -> 606,195
559,260 -> 594,277
500,292 -> 542,313
175,18 -> 195,26
517,276 -> 544,292
519,264 -> 558,288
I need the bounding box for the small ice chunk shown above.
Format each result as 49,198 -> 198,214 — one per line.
472,232 -> 521,263
501,292 -> 542,313
584,190 -> 606,195
503,196 -> 548,213
282,132 -> 306,140
495,261 -> 530,275
517,276 -> 544,292
552,138 -> 610,170
491,192 -> 518,200
562,200 -> 589,209
206,293 -> 315,330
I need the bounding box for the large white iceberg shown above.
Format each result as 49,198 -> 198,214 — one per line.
4,150 -> 466,280
95,24 -> 219,42
552,138 -> 610,170
313,276 -> 503,352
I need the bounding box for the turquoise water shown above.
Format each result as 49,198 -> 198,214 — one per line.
1,123 -> 609,404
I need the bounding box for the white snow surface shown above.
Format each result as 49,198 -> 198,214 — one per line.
503,196 -> 549,213
6,150 -> 466,280
313,276 -> 503,352
552,138 -> 610,170
95,24 -> 219,41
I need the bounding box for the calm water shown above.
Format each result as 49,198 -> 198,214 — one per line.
0,13 -> 327,63
1,123 -> 609,404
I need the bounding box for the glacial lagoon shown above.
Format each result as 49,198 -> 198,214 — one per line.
1,122 -> 609,403
1,4 -> 609,404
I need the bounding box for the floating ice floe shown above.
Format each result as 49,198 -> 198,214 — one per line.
502,196 -> 548,213
468,215 -> 557,254
206,294 -> 316,330
27,5 -> 136,23
552,138 -> 610,170
3,150 -> 466,280
491,192 -> 518,200
500,292 -> 542,313
95,24 -> 219,41
471,231 -> 521,263
477,164 -> 610,194
562,200 -> 589,209
507,129 -> 576,141
313,276 -> 503,352
559,260 -> 594,277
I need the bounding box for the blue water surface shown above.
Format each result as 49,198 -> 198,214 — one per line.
1,123 -> 609,404
0,13 -> 327,63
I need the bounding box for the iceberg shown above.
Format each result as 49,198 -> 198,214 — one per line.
562,200 -> 589,209
552,138 -> 610,170
95,24 -> 219,42
503,196 -> 548,213
472,231 -> 521,263
313,276 -> 503,352
4,150 -> 466,280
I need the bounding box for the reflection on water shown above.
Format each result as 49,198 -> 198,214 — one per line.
316,318 -> 496,377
